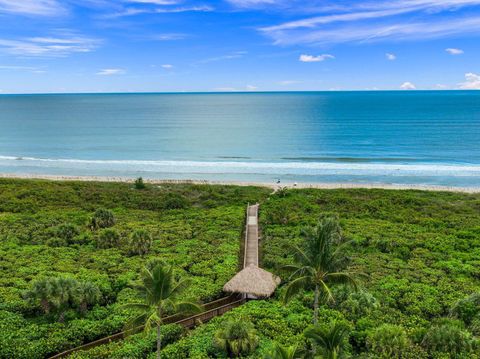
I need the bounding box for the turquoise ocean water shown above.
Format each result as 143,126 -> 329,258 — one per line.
1,91 -> 480,187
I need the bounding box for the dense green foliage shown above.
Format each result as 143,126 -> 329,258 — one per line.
0,179 -> 269,358
1,180 -> 480,358
157,188 -> 480,358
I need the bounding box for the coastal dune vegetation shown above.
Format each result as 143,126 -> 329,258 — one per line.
0,179 -> 479,358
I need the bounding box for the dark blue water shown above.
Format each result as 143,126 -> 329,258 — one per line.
1,91 -> 480,186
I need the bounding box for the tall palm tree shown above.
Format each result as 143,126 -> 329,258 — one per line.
283,215 -> 360,324
304,321 -> 350,359
214,318 -> 259,358
123,263 -> 202,359
263,343 -> 303,359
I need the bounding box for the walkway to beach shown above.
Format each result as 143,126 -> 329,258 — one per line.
244,204 -> 259,267
223,204 -> 279,298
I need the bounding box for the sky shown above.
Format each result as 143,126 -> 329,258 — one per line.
0,0 -> 480,93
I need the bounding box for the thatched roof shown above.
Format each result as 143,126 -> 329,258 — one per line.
223,264 -> 281,297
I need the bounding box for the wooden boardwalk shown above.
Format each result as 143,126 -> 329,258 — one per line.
244,204 -> 259,267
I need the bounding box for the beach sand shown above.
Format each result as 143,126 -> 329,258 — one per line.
1,173 -> 479,193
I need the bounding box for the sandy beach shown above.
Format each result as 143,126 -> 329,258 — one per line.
1,173 -> 479,194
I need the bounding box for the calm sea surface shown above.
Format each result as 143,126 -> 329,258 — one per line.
1,91 -> 480,187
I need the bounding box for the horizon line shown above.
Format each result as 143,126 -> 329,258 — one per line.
1,89 -> 479,95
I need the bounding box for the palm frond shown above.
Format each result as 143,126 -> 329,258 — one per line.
119,302 -> 151,311
169,278 -> 192,298
319,280 -> 334,302
283,276 -> 310,304
174,301 -> 203,315
290,243 -> 311,266
125,311 -> 149,332
325,272 -> 360,291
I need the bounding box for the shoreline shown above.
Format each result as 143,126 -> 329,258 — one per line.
1,173 -> 479,193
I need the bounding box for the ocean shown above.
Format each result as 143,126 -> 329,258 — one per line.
1,91 -> 480,187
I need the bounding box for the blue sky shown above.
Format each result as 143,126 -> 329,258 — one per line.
0,0 -> 480,93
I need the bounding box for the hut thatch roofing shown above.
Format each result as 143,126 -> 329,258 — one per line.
223,264 -> 281,297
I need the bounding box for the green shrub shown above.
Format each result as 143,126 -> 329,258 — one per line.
23,277 -> 101,319
367,324 -> 409,358
470,314 -> 480,336
134,177 -> 146,190
421,319 -> 476,356
450,292 -> 480,325
163,193 -> 189,210
128,229 -> 152,255
97,229 -> 121,249
214,318 -> 259,357
46,237 -> 68,247
90,209 -> 115,230
46,223 -> 82,247
338,290 -> 379,321
56,223 -> 80,241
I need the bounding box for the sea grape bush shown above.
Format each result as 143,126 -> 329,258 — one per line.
366,324 -> 409,358
96,228 -> 121,249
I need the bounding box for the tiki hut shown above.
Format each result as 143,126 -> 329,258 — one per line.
223,264 -> 281,298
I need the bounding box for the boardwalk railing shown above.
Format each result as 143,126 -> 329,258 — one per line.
48,294 -> 245,359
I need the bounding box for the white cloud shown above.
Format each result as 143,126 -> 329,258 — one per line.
0,35 -> 100,57
458,72 -> 480,89
161,64 -> 173,69
445,48 -> 464,55
278,80 -> 301,85
97,68 -> 126,75
260,1 -> 480,46
0,0 -> 64,16
105,4 -> 213,17
226,0 -> 278,7
213,85 -> 259,92
400,81 -> 416,90
386,53 -> 396,60
213,87 -> 238,92
154,5 -> 213,13
127,0 -> 179,4
0,65 -> 38,71
152,33 -> 188,41
198,51 -> 247,64
299,54 -> 334,62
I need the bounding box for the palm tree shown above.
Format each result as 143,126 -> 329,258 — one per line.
76,281 -> 101,314
123,263 -> 202,359
263,343 -> 303,359
214,318 -> 259,358
283,215 -> 360,324
24,277 -> 59,314
304,321 -> 350,359
128,229 -> 153,256
55,277 -> 79,322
